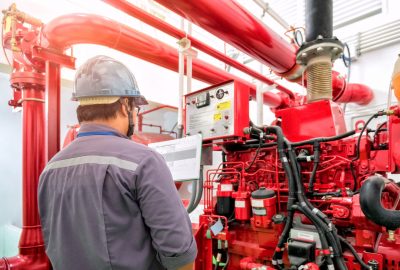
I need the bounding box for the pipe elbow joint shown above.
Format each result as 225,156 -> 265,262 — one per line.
360,175 -> 400,230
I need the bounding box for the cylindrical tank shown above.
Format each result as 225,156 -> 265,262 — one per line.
216,181 -> 234,217
233,191 -> 251,221
251,187 -> 276,228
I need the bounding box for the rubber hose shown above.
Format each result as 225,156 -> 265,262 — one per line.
360,175 -> 400,230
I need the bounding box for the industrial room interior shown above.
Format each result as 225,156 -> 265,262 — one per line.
1,0 -> 400,269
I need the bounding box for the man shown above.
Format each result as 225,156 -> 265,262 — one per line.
38,55 -> 197,270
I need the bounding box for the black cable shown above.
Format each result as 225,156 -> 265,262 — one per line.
338,236 -> 370,270
349,162 -> 358,192
292,130 -> 356,147
372,122 -> 387,145
245,138 -> 263,171
308,142 -> 320,193
353,112 -> 386,162
291,204 -> 334,268
286,144 -> 346,269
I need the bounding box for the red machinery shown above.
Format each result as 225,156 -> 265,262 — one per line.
187,81 -> 400,269
1,0 -> 397,270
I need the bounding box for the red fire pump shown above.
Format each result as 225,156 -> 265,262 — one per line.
1,0 -> 398,270
188,83 -> 400,270
182,1 -> 400,269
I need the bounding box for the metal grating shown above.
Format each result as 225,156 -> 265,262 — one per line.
342,19 -> 400,57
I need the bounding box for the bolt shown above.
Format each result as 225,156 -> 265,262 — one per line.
301,52 -> 307,58
332,47 -> 339,53
317,47 -> 324,53
317,35 -> 323,40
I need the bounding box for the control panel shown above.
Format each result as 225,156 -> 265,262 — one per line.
185,80 -> 250,141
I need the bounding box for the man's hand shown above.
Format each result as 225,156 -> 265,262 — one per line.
178,262 -> 194,270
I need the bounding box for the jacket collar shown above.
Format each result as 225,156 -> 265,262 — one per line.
78,123 -> 129,139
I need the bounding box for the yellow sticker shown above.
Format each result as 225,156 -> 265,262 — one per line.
214,113 -> 222,122
217,101 -> 231,111
5,16 -> 12,33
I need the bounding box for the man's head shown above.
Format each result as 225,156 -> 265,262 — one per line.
73,55 -> 148,136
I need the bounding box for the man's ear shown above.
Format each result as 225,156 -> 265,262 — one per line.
119,98 -> 129,117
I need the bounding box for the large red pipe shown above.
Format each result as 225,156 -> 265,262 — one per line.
154,0 -> 297,75
42,13 -> 286,108
154,0 -> 374,105
102,0 -> 295,99
0,72 -> 51,269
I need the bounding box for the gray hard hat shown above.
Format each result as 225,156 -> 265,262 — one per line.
73,55 -> 148,106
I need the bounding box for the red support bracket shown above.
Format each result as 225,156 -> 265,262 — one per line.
32,45 -> 76,69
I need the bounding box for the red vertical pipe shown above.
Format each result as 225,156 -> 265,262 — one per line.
20,88 -> 45,251
45,62 -> 61,160
0,86 -> 51,269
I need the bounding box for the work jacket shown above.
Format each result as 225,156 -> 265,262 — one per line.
38,123 -> 197,270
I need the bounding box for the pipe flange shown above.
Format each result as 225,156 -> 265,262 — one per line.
296,38 -> 343,65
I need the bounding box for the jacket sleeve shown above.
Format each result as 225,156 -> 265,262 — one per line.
135,150 -> 197,270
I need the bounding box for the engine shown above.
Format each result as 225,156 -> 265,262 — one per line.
187,79 -> 400,270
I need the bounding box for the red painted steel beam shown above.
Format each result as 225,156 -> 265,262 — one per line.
102,0 -> 295,99
154,0 -> 374,105
42,13 -> 287,108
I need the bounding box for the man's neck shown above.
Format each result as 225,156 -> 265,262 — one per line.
81,119 -> 127,136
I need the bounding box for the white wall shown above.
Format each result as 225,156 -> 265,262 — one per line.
0,72 -> 22,227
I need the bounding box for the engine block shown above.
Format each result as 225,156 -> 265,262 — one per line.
194,100 -> 400,270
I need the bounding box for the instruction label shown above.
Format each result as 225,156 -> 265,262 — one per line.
216,101 -> 231,111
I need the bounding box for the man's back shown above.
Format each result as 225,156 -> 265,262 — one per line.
38,123 -> 197,270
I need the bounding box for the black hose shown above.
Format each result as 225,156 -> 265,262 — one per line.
353,112 -> 387,162
359,175 -> 400,230
292,130 -> 356,147
338,236 -> 370,269
286,145 -> 346,269
291,205 -> 334,268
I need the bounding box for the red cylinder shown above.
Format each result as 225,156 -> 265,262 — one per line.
251,188 -> 276,228
232,191 -> 251,221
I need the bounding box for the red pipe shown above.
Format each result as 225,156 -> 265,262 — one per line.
0,71 -> 51,269
154,0 -> 374,105
153,0 -> 297,75
331,71 -> 374,105
42,13 -> 287,108
102,0 -> 295,99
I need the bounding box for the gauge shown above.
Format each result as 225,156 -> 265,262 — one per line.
216,88 -> 225,99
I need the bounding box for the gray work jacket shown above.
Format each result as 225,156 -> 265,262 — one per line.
38,123 -> 197,270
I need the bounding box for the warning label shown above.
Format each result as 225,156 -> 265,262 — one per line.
216,101 -> 231,111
